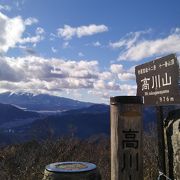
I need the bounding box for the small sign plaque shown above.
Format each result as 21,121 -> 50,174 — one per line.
135,54 -> 180,105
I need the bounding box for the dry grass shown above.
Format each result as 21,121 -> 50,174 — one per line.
0,136 -> 110,180
0,131 -> 158,180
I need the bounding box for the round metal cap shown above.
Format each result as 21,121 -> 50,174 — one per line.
45,161 -> 97,173
110,96 -> 143,105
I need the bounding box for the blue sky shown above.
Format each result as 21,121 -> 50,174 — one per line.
0,0 -> 179,103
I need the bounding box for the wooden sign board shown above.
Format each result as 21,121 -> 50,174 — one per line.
135,54 -> 180,105
110,96 -> 143,180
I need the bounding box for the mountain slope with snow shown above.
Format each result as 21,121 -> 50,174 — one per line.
0,92 -> 94,111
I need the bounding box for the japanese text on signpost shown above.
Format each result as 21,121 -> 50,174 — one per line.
135,54 -> 180,105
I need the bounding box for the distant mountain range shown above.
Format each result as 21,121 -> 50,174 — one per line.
0,92 -> 94,112
0,92 -> 108,145
0,103 -> 40,125
0,92 -> 164,146
28,104 -> 110,139
0,103 -> 40,145
0,102 -> 110,145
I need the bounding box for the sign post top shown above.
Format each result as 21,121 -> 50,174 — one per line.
110,96 -> 143,105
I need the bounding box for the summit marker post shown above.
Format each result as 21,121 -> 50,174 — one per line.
110,96 -> 143,180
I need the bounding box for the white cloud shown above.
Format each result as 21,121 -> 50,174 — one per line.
0,4 -> 11,11
102,92 -> 110,99
62,41 -> 70,48
24,17 -> 38,26
15,0 -> 26,10
0,12 -> 44,53
119,31 -> 180,61
128,65 -> 135,73
36,27 -> 45,34
111,28 -> 180,61
110,64 -> 124,74
0,55 -> 137,97
0,56 -> 99,88
57,24 -> 108,40
49,33 -> 57,41
107,81 -> 120,90
110,64 -> 135,81
88,90 -> 110,100
118,73 -> 135,81
110,30 -> 151,49
110,39 -> 126,49
0,12 -> 25,53
98,72 -> 112,80
0,58 -> 24,82
120,84 -> 137,95
78,52 -> 84,57
93,41 -> 101,47
88,83 -> 136,100
19,35 -> 43,44
24,48 -> 37,55
93,80 -> 120,90
65,89 -> 82,99
51,47 -> 58,53
19,27 -> 45,45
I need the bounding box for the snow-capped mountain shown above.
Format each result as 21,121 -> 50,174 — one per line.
0,92 -> 94,112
